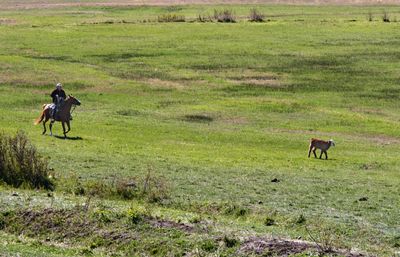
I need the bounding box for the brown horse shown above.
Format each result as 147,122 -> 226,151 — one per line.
34,95 -> 81,138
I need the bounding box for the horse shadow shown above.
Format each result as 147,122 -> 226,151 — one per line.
54,135 -> 83,140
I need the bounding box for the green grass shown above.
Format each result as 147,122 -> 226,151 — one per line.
1,3 -> 400,256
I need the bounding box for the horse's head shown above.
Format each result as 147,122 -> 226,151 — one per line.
68,95 -> 81,106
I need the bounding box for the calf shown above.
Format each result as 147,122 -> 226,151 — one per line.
308,138 -> 335,160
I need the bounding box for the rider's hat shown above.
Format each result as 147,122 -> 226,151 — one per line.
56,83 -> 62,89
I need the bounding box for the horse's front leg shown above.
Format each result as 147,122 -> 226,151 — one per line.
62,122 -> 67,138
65,120 -> 71,134
49,120 -> 54,136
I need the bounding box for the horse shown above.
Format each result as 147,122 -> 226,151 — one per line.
34,95 -> 81,138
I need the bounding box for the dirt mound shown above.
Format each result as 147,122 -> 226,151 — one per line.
239,236 -> 367,256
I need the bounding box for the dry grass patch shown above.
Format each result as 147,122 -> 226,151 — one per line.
144,78 -> 186,90
226,70 -> 285,88
0,18 -> 17,25
230,75 -> 283,88
220,116 -> 249,125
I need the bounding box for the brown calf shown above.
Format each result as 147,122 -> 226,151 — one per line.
308,138 -> 335,160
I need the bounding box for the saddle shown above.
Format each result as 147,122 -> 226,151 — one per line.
48,98 -> 65,120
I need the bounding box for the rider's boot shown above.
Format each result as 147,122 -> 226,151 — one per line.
51,109 -> 56,120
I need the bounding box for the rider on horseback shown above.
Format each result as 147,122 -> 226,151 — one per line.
50,83 -> 66,119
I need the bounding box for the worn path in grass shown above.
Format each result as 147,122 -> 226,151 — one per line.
0,4 -> 400,256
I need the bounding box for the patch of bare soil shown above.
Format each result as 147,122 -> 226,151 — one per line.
239,236 -> 366,256
1,0 -> 399,10
230,76 -> 283,88
0,18 -> 17,25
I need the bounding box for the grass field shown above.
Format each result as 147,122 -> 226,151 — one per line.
1,3 -> 400,256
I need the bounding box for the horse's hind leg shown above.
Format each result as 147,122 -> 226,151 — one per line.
42,117 -> 48,135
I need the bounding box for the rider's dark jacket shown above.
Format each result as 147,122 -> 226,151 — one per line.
50,89 -> 66,104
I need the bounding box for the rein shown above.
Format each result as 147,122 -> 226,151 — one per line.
70,105 -> 77,115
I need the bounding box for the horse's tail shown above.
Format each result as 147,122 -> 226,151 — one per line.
34,105 -> 47,125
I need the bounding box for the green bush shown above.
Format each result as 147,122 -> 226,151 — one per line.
201,239 -> 217,252
264,217 -> 275,226
126,205 -> 148,224
0,131 -> 54,190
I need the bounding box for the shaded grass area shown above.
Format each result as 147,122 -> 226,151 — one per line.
0,4 -> 400,256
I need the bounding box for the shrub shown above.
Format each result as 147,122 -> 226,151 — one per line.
201,239 -> 217,252
391,235 -> 400,248
91,209 -> 113,223
249,8 -> 265,22
141,168 -> 169,203
214,9 -> 236,23
0,131 -> 54,190
223,203 -> 249,217
116,179 -> 137,200
367,11 -> 373,22
383,11 -> 390,22
189,214 -> 201,224
86,180 -> 113,198
126,205 -> 148,224
197,14 -> 213,22
296,214 -> 306,224
223,235 -> 238,248
264,217 -> 275,226
158,14 -> 185,23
